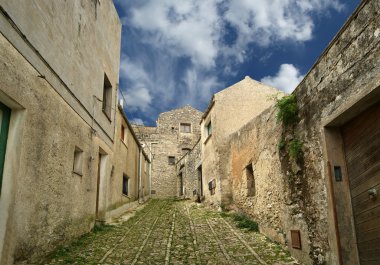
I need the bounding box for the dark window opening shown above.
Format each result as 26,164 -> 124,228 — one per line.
102,73 -> 112,120
180,123 -> 191,133
208,179 -> 216,195
246,164 -> 255,197
182,148 -> 191,155
168,156 -> 175,165
206,121 -> 212,137
121,124 -> 126,142
73,146 -> 84,176
122,174 -> 129,196
0,102 -> 11,196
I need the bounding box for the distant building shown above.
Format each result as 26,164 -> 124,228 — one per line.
200,76 -> 282,206
133,105 -> 202,198
106,106 -> 150,221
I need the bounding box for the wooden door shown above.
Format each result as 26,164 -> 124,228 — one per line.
342,101 -> 380,265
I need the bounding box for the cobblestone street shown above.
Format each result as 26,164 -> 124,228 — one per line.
46,200 -> 297,265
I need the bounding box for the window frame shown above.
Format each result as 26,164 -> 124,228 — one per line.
180,123 -> 191,133
72,146 -> 84,176
102,73 -> 113,121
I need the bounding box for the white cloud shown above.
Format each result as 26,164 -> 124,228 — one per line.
131,118 -> 144,125
128,0 -> 222,68
119,0 -> 344,68
124,86 -> 152,112
260,64 -> 304,93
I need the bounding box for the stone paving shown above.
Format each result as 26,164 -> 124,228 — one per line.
45,199 -> 298,265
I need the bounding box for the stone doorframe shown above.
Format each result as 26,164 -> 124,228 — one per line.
322,86 -> 380,265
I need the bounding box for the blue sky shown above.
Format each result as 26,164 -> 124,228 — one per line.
114,0 -> 360,126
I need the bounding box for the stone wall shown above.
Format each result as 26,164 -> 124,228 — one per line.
0,1 -> 121,263
225,1 -> 380,264
105,108 -> 151,220
133,105 -> 202,198
200,77 -> 283,206
176,139 -> 201,200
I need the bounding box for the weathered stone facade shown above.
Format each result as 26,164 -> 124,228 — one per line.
200,76 -> 283,206
223,1 -> 380,264
0,1 -> 149,264
176,139 -> 202,200
133,105 -> 202,198
105,107 -> 150,221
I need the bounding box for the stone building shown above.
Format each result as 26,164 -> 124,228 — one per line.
133,105 -> 202,198
222,0 -> 380,264
0,1 -> 149,263
176,139 -> 202,200
105,105 -> 151,221
200,76 -> 283,206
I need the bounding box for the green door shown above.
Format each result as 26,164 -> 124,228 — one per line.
0,102 -> 11,196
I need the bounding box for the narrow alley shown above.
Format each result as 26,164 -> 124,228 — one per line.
45,200 -> 297,265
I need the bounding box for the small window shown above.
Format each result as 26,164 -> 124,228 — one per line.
206,121 -> 212,137
102,73 -> 112,120
122,174 -> 129,196
208,179 -> 216,195
180,123 -> 191,133
121,124 -> 126,142
246,164 -> 255,197
182,148 -> 191,155
73,146 -> 84,176
0,102 -> 11,196
168,156 -> 175,165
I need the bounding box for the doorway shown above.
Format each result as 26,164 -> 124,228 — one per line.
179,172 -> 184,196
197,165 -> 203,201
341,101 -> 380,264
95,149 -> 107,220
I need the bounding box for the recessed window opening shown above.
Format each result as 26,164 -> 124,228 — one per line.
122,174 -> 129,196
180,123 -> 191,133
182,148 -> 191,155
0,102 -> 11,196
206,121 -> 212,137
168,156 -> 175,165
73,146 -> 84,176
121,124 -> 126,142
208,179 -> 216,195
246,163 -> 255,197
102,73 -> 112,120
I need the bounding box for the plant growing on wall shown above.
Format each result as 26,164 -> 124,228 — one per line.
275,94 -> 298,126
289,138 -> 303,161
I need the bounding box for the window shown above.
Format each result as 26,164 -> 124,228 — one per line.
121,124 -> 126,142
122,174 -> 129,196
168,156 -> 175,165
208,179 -> 216,195
102,73 -> 112,120
182,148 -> 191,155
180,123 -> 191,133
0,102 -> 11,196
73,146 -> 84,176
206,121 -> 212,137
246,164 -> 255,196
